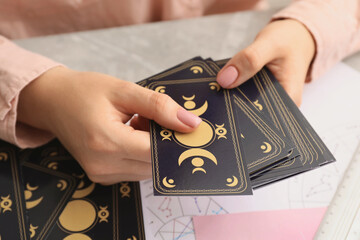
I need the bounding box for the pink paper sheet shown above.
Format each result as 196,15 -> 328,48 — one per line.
193,207 -> 327,240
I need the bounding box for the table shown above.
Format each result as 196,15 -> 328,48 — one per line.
15,9 -> 360,82
14,8 -> 360,240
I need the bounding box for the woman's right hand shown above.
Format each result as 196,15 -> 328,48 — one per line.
18,66 -> 202,184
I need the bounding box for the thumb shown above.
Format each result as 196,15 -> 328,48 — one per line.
217,39 -> 279,89
118,82 -> 202,133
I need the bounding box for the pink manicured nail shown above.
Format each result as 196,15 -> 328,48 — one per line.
217,66 -> 239,88
177,108 -> 202,128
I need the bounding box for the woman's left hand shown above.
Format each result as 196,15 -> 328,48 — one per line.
216,19 -> 316,106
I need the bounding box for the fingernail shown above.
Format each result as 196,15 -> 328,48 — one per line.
177,108 -> 202,128
217,66 -> 239,88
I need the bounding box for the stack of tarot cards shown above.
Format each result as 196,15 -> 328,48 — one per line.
140,57 -> 335,196
0,56 -> 335,239
0,140 -> 145,240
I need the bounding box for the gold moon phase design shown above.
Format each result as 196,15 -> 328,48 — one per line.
192,168 -> 207,174
253,100 -> 263,111
190,66 -> 203,74
72,182 -> 96,199
63,233 -> 92,240
0,195 -> 12,212
47,162 -> 58,170
162,177 -> 176,188
77,180 -> 85,189
178,149 -> 217,166
26,197 -> 43,209
188,101 -> 208,117
57,180 -> 68,191
191,157 -> 207,174
226,176 -> 239,187
26,183 -> 39,192
155,86 -> 166,93
29,224 -> 38,238
160,129 -> 172,141
174,121 -> 214,147
209,82 -> 221,91
215,124 -> 227,139
126,236 -> 137,240
98,206 -> 110,223
0,153 -> 8,161
261,142 -> 272,153
59,200 -> 97,232
184,101 -> 196,110
182,95 -> 195,101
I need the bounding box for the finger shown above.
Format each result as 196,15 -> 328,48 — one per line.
216,38 -> 280,89
116,125 -> 151,162
268,61 -> 306,107
278,76 -> 305,107
114,82 -> 202,133
87,159 -> 152,184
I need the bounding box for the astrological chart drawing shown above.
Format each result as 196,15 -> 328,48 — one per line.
140,179 -> 229,240
287,122 -> 360,209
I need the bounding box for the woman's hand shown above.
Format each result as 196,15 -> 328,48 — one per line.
18,67 -> 201,184
217,19 -> 316,106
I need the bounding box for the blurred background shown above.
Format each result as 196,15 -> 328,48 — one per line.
269,0 -> 291,8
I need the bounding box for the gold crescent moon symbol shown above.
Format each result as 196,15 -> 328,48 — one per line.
0,152 -> 8,161
178,148 -> 217,166
155,86 -> 166,93
226,176 -> 239,187
63,233 -> 92,240
209,82 -> 221,91
162,177 -> 176,188
72,182 -> 96,199
188,101 -> 208,117
261,142 -> 272,153
47,162 -> 58,170
26,183 -> 39,191
182,95 -> 195,101
77,180 -> 85,189
29,224 -> 38,238
26,197 -> 43,209
190,66 -> 203,74
127,236 -> 137,240
192,168 -> 207,174
57,180 -> 68,191
253,100 -> 263,111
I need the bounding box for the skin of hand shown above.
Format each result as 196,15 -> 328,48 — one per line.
217,19 -> 316,106
17,67 -> 202,184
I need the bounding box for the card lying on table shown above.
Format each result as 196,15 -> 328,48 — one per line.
21,142 -> 145,240
138,56 -> 335,196
0,142 -> 29,240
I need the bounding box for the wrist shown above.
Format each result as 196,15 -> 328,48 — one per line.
17,66 -> 74,133
275,19 -> 316,64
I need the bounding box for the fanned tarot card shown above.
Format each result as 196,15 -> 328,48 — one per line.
22,146 -> 145,240
0,141 -> 30,240
22,162 -> 78,240
149,77 -> 252,196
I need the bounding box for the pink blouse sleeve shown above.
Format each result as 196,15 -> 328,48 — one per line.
0,35 -> 61,148
272,0 -> 360,80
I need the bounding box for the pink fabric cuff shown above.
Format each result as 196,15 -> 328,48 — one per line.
0,36 -> 62,148
272,0 -> 359,81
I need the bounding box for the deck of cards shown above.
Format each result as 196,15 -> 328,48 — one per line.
141,57 -> 335,196
0,56 -> 335,239
0,140 -> 145,240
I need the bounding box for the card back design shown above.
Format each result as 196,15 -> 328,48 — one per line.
149,78 -> 252,195
0,142 -> 29,240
